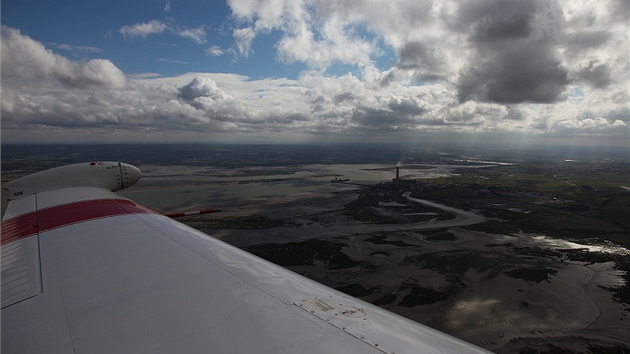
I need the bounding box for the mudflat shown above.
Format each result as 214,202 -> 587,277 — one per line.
119,164 -> 630,354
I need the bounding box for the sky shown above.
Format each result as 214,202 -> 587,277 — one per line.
1,0 -> 629,148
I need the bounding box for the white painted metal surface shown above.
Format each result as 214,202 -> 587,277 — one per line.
1,236 -> 42,308
1,164 -> 491,354
2,161 -> 141,200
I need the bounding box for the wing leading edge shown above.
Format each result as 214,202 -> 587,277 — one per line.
1,164 -> 490,354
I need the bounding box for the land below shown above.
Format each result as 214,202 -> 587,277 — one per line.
118,162 -> 628,354
2,144 -> 629,353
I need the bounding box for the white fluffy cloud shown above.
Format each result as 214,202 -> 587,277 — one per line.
206,45 -> 224,57
232,27 -> 256,57
228,0 -> 628,101
120,20 -> 207,44
120,20 -> 168,38
1,27 -> 126,89
1,0 -> 629,147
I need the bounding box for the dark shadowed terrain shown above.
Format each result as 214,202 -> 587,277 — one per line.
3,143 -> 629,353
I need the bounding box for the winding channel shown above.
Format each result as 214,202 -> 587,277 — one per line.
401,191 -> 486,229
341,191 -> 487,234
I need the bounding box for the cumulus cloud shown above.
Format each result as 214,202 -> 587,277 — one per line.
179,77 -> 232,102
555,116 -> 627,133
396,41 -> 446,82
228,0 -> 378,69
2,0 -> 629,147
458,42 -> 570,104
574,61 -> 612,88
454,0 -> 572,104
226,0 -> 627,104
1,26 -> 126,89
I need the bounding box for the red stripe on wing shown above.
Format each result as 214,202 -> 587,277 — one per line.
1,212 -> 38,245
1,199 -> 157,246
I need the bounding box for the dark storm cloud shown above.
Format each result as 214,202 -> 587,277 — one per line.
455,0 -> 569,104
609,0 -> 630,22
458,43 -> 569,104
397,42 -> 442,70
396,42 -> 445,81
351,107 -> 417,130
565,30 -> 611,54
602,106 -> 630,124
457,0 -> 538,43
574,61 -> 611,88
351,100 -> 451,131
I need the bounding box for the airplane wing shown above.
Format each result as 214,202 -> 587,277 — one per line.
1,162 -> 490,354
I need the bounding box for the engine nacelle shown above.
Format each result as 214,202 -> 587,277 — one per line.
2,161 -> 141,200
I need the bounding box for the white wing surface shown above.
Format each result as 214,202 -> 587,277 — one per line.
1,162 -> 490,354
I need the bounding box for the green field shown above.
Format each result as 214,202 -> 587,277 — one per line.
418,162 -> 629,246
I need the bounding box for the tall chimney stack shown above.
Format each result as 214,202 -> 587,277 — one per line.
396,167 -> 400,180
